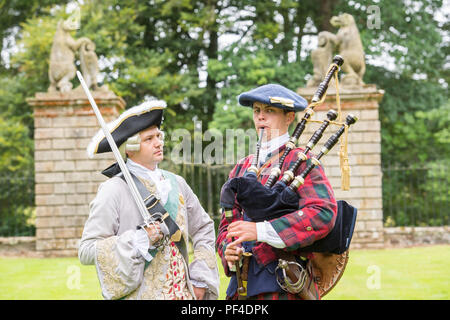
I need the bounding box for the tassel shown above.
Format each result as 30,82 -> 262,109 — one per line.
341,162 -> 351,190
335,70 -> 342,123
334,71 -> 351,190
339,124 -> 350,190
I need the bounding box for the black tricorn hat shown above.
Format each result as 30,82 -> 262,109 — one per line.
87,100 -> 166,158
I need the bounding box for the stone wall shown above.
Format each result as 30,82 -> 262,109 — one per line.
297,84 -> 385,249
27,90 -> 124,257
26,84 -> 387,256
384,226 -> 450,247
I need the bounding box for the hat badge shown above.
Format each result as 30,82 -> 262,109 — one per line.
269,96 -> 295,108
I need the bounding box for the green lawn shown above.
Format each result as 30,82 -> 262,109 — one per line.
0,245 -> 448,300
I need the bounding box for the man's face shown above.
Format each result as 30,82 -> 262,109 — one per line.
252,102 -> 295,141
127,125 -> 164,170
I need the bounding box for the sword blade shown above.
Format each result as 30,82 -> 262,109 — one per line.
76,71 -> 154,227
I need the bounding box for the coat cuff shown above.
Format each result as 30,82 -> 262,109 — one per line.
132,228 -> 157,262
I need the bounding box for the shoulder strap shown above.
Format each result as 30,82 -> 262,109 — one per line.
257,149 -> 285,178
116,172 -> 187,259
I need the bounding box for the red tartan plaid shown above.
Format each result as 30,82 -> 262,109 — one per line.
216,144 -> 337,275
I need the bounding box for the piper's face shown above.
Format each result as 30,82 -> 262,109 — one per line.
252,102 -> 295,141
128,125 -> 164,170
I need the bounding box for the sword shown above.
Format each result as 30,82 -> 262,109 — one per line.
76,71 -> 161,231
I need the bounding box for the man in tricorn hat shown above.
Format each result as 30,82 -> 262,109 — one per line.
216,84 -> 338,300
79,100 -> 219,300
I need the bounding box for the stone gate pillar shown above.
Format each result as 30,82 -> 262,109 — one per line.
297,84 -> 385,249
27,90 -> 125,257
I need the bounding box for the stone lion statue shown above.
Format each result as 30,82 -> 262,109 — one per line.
80,41 -> 99,91
48,17 -> 97,93
307,31 -> 336,87
308,13 -> 366,87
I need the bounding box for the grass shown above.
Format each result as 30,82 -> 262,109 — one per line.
324,245 -> 450,300
0,245 -> 448,300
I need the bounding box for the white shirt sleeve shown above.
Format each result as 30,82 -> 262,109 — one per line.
256,221 -> 287,248
132,228 -> 155,262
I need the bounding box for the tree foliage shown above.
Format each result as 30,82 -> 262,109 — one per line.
0,114 -> 35,236
0,0 -> 448,231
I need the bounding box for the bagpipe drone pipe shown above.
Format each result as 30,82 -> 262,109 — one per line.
220,56 -> 358,255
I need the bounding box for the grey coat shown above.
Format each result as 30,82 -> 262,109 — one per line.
78,173 -> 219,300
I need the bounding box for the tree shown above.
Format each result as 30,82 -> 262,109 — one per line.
0,115 -> 34,236
0,0 -> 71,70
0,0 -> 448,232
208,0 -> 448,161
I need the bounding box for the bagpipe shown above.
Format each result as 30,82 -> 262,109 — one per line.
220,55 -> 358,297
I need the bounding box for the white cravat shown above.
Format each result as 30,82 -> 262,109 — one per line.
126,158 -> 172,205
258,132 -> 290,165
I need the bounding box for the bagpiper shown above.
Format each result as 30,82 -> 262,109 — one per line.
217,62 -> 358,300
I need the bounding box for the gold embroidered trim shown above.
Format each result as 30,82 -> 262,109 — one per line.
96,237 -> 130,299
179,194 -> 185,205
176,195 -> 188,248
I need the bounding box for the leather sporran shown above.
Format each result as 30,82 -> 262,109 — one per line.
309,250 -> 349,297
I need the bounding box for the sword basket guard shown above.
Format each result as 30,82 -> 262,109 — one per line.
275,259 -> 308,294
